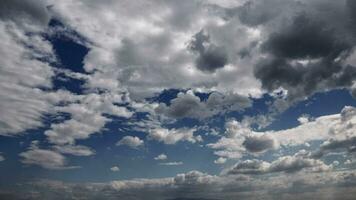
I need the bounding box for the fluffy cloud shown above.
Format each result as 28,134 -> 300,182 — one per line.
0,154 -> 4,162
209,106 -> 356,160
148,127 -> 202,145
154,154 -> 168,160
0,19 -> 54,136
110,166 -> 120,172
214,157 -> 227,164
238,0 -> 356,102
45,93 -> 132,145
208,120 -> 276,159
188,30 -> 228,73
242,134 -> 277,153
226,153 -> 330,175
4,169 -> 356,200
116,136 -> 144,149
19,142 -> 78,170
45,0 -> 262,101
155,90 -> 251,119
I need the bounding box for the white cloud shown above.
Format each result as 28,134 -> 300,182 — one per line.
214,157 -> 227,164
110,166 -> 120,172
53,145 -> 95,156
46,0 -> 262,101
0,154 -> 4,162
154,154 -> 167,161
116,136 -> 144,149
0,20 -> 55,136
209,106 -> 356,160
19,142 -> 78,170
45,93 -> 133,145
159,162 -> 183,166
148,127 -> 201,145
226,152 -> 331,175
297,114 -> 311,124
10,169 -> 356,200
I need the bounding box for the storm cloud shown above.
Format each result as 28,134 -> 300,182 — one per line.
189,30 -> 229,73
236,0 -> 356,101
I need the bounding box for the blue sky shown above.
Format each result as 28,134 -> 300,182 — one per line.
1,0 -> 356,200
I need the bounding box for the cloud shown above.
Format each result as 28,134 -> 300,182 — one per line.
0,19 -> 55,136
53,145 -> 95,156
116,136 -> 144,149
19,142 -> 78,170
148,127 -> 201,145
110,166 -> 120,172
46,0 -> 262,101
0,0 -> 50,28
208,106 -> 356,162
226,153 -> 330,175
244,0 -> 356,102
242,134 -> 277,153
188,30 -> 228,73
154,154 -> 168,160
155,90 -> 251,119
0,154 -> 4,162
45,93 -> 132,145
297,114 -> 311,124
5,169 -> 356,200
159,162 -> 183,166
214,157 -> 227,164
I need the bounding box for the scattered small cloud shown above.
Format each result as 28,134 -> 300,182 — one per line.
154,154 -> 168,161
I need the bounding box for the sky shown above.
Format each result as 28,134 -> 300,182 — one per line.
1,0 -> 356,199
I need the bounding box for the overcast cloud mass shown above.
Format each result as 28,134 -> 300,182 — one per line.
1,0 -> 356,199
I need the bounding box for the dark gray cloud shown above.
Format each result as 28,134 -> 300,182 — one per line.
242,135 -> 276,153
189,30 -> 228,73
347,0 -> 356,33
0,0 -> 50,26
232,0 -> 298,27
261,15 -> 351,60
235,0 -> 356,101
155,91 -> 251,119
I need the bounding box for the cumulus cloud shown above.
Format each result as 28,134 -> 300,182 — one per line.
110,166 -> 120,172
155,90 -> 251,119
226,153 -> 330,175
154,154 -> 168,161
45,0 -> 262,101
19,142 -> 78,170
4,169 -> 356,200
188,30 -> 228,73
0,19 -> 55,136
241,0 -> 356,102
214,157 -> 227,164
209,106 -> 356,161
148,127 -> 202,145
242,134 -> 277,153
208,120 -> 276,159
45,93 -> 132,145
116,136 -> 144,149
297,114 -> 311,124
